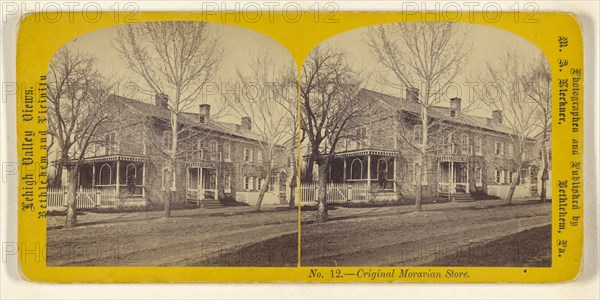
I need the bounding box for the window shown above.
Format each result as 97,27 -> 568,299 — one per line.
98,163 -> 112,185
209,140 -> 219,161
244,148 -> 253,162
508,171 -> 515,183
161,167 -> 176,191
475,167 -> 483,187
269,174 -> 278,192
496,169 -> 505,183
224,174 -> 231,193
495,141 -> 504,156
461,134 -> 470,155
444,131 -> 454,154
258,178 -> 264,190
223,143 -> 231,161
350,158 -> 363,180
450,109 -> 456,117
520,169 -> 528,185
414,125 -> 423,144
256,149 -> 263,164
104,132 -> 116,155
196,140 -> 205,160
377,159 -> 388,179
126,164 -> 137,184
252,177 -> 257,191
475,137 -> 482,155
413,162 -> 427,185
243,176 -> 250,190
163,131 -> 173,149
508,143 -> 514,157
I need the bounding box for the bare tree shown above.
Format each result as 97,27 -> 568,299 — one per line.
224,53 -> 296,211
114,21 -> 222,217
524,54 -> 552,203
47,46 -> 120,228
367,22 -> 469,211
301,47 -> 367,223
483,50 -> 540,205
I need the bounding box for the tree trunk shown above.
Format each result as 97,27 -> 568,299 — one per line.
540,131 -> 548,203
415,105 -> 429,212
415,156 -> 423,212
315,163 -> 328,223
64,164 -> 79,228
255,168 -> 271,211
302,151 -> 317,183
164,111 -> 179,218
164,162 -> 174,218
50,162 -> 63,188
506,170 -> 520,205
288,176 -> 297,209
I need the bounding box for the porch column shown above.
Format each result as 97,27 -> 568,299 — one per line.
116,160 -> 120,197
367,154 -> 372,190
449,161 -> 454,195
393,157 -> 397,193
141,163 -> 146,198
343,158 -> 347,181
92,163 -> 96,187
466,162 -> 470,194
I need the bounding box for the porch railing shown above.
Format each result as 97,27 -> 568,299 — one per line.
47,187 -> 118,209
299,182 -> 372,204
438,182 -> 469,194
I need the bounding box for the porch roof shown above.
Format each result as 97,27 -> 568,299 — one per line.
331,148 -> 400,158
82,154 -> 148,163
438,155 -> 470,162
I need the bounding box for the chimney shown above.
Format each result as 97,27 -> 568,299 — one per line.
199,104 -> 210,123
450,98 -> 462,113
154,93 -> 168,109
492,110 -> 503,124
241,117 -> 252,131
406,87 -> 419,102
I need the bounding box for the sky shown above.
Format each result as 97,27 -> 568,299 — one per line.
64,22 -> 296,124
315,22 -> 546,118
61,21 -> 546,122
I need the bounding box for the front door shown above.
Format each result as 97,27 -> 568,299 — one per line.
201,168 -> 218,199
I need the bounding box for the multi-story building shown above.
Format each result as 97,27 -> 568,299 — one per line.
324,88 -> 539,201
74,94 -> 290,207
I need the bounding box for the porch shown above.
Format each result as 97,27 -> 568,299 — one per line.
437,156 -> 473,201
77,154 -> 148,206
185,161 -> 221,207
329,149 -> 399,190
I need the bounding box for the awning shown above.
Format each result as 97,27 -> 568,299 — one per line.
330,149 -> 400,158
82,154 -> 148,163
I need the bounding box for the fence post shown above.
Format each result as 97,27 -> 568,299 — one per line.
96,190 -> 101,207
348,185 -> 353,201
314,186 -> 318,203
63,188 -> 67,206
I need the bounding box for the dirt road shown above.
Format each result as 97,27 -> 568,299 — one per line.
300,200 -> 551,267
46,206 -> 298,266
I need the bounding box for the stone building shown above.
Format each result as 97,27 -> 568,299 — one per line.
324,88 -> 539,201
75,94 -> 289,207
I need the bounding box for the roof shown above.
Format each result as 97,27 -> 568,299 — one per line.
358,89 -> 515,135
112,95 -> 265,142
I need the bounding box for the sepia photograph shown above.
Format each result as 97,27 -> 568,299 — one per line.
299,22 -> 553,267
44,21 -> 299,267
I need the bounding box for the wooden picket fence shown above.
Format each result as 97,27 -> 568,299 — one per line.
298,182 -> 370,204
47,187 -> 118,209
